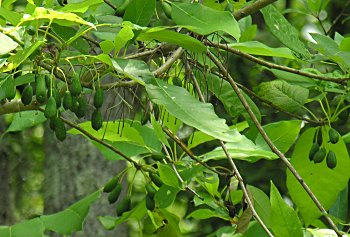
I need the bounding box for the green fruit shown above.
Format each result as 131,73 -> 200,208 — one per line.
75,96 -> 87,118
149,173 -> 163,187
308,143 -> 319,161
108,183 -> 122,204
63,91 -> 73,110
53,117 -> 66,141
27,26 -> 36,36
70,73 -> 82,96
21,85 -> 33,105
91,109 -> 103,131
313,147 -> 326,163
145,183 -> 156,198
329,128 -> 339,144
5,76 -> 16,100
70,96 -> 79,113
94,87 -> 104,108
161,2 -> 172,19
44,96 -> 57,118
116,197 -> 131,216
326,150 -> 337,169
103,176 -> 119,193
49,118 -> 55,131
36,74 -> 47,103
145,194 -> 155,211
50,87 -> 62,108
316,128 -> 323,146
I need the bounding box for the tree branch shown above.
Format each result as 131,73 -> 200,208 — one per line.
233,0 -> 278,20
206,50 -> 342,236
153,47 -> 184,77
206,41 -> 349,84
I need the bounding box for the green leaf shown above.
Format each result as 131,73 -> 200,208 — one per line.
114,22 -> 134,54
306,0 -> 329,13
171,2 -> 240,40
270,182 -> 303,237
0,6 -> 22,25
59,0 -> 104,13
0,32 -> 18,55
255,80 -> 309,112
229,41 -> 294,59
0,190 -> 102,236
150,114 -> 170,148
261,5 -> 310,59
41,190 -> 102,234
146,79 -> 245,142
3,41 -> 44,72
158,164 -> 181,188
286,127 -> 350,225
123,0 -> 156,26
187,208 -> 225,220
203,136 -> 278,162
265,68 -> 317,88
255,120 -> 302,153
329,186 -> 348,228
137,27 -> 206,53
111,59 -> 155,85
5,111 -> 46,134
154,185 -> 180,209
247,185 -> 271,227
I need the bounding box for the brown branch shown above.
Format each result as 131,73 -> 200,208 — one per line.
153,47 -> 184,77
0,99 -> 41,115
206,50 -> 342,236
207,41 -> 349,84
103,0 -> 116,10
233,0 -> 278,20
185,60 -> 274,237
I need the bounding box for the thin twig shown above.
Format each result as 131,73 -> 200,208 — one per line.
162,144 -> 203,200
162,127 -> 230,177
207,41 -> 349,84
206,50 -> 342,236
185,60 -> 274,237
153,47 -> 184,77
326,0 -> 350,35
103,0 -> 117,10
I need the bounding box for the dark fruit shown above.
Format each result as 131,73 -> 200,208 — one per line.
145,183 -> 156,198
329,128 -> 339,144
75,96 -> 87,118
309,143 -> 319,161
44,96 -> 57,118
149,173 -> 163,187
63,91 -> 73,110
103,176 -> 119,193
5,76 -> 16,100
93,87 -> 104,108
326,150 -> 337,169
53,117 -> 66,141
313,147 -> 326,163
108,183 -> 122,204
70,73 -> 82,96
91,109 -> 103,131
145,194 -> 155,211
21,85 -> 33,105
116,197 -> 131,216
36,74 -> 47,103
316,128 -> 323,146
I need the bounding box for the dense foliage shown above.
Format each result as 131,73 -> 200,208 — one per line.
0,0 -> 350,236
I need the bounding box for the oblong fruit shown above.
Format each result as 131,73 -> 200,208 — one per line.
108,183 -> 122,204
94,87 -> 104,108
69,73 -> 82,96
313,147 -> 326,163
53,117 -> 66,141
44,96 -> 57,118
145,183 -> 156,198
326,150 -> 337,169
145,194 -> 155,211
91,109 -> 103,131
75,96 -> 87,118
51,87 -> 62,108
116,197 -> 131,216
316,128 -> 323,146
36,74 -> 47,103
329,128 -> 339,144
149,173 -> 163,187
63,91 -> 73,110
161,2 -> 172,19
103,176 -> 119,193
5,76 -> 16,100
21,85 -> 33,105
308,143 -> 319,161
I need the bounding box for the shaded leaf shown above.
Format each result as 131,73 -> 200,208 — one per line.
5,111 -> 46,134
124,0 -> 156,26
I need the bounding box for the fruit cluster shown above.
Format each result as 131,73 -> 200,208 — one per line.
309,127 -> 339,169
18,73 -> 105,141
